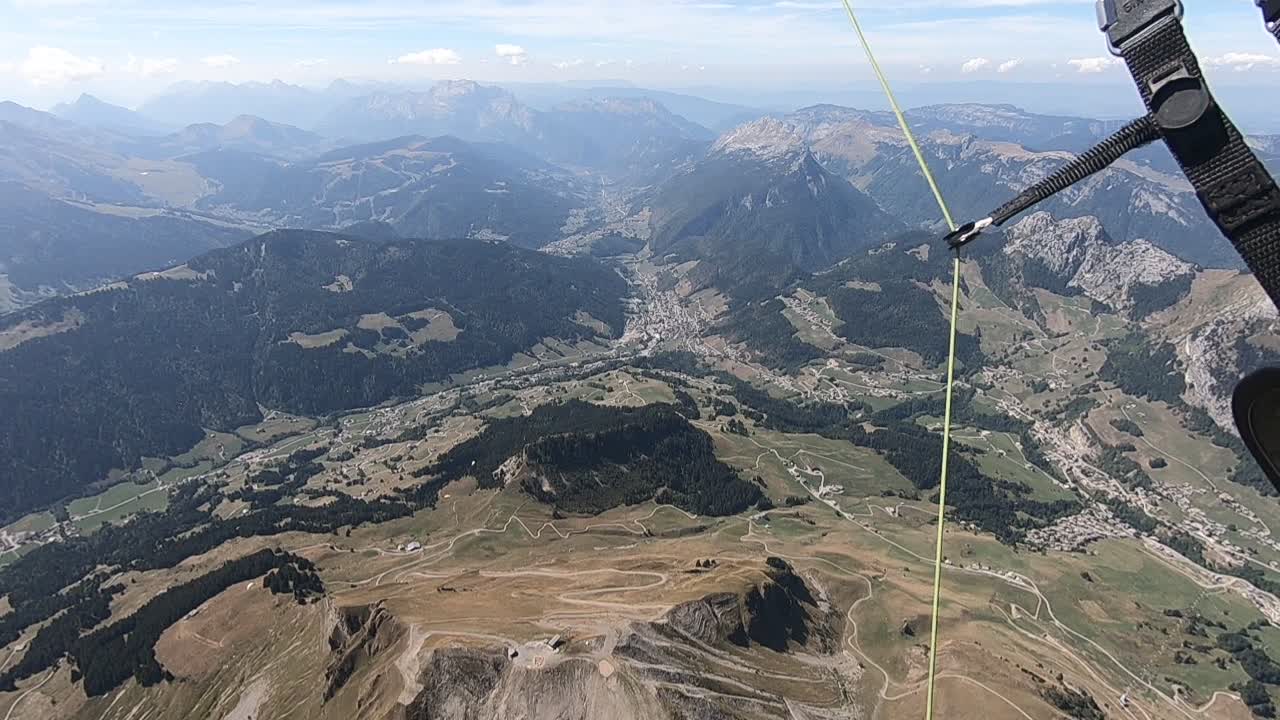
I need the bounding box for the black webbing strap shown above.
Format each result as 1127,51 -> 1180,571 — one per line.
1102,0 -> 1280,308
945,116 -> 1161,248
990,116 -> 1159,227
1261,0 -> 1280,43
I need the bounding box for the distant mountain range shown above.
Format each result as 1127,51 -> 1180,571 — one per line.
544,97 -> 712,184
137,79 -> 385,128
4,77 -> 1278,315
133,78 -> 765,134
315,80 -> 587,160
314,81 -> 715,179
506,83 -> 765,132
149,115 -> 329,160
0,86 -> 713,306
51,94 -> 172,136
0,100 -> 92,139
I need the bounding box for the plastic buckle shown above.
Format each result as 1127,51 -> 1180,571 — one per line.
1260,0 -> 1280,29
1147,64 -> 1212,134
1097,0 -> 1184,56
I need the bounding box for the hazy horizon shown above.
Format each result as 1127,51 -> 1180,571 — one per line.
15,73 -> 1280,135
3,0 -> 1278,115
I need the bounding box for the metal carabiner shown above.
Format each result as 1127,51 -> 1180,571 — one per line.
943,217 -> 992,250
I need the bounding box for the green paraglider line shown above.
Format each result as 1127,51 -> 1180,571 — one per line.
838,2 -> 965,718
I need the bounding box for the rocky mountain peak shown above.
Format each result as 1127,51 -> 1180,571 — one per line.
568,97 -> 664,115
355,81 -> 511,117
1004,213 -> 1109,273
431,78 -> 483,98
1003,211 -> 1194,309
911,103 -> 1033,128
663,558 -> 821,652
711,117 -> 807,161
787,104 -> 888,130
223,114 -> 271,133
64,93 -> 108,110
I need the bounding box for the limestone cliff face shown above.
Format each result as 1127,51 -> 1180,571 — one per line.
1001,212 -> 1194,311
662,591 -> 746,645
325,602 -> 406,701
392,558 -> 848,720
1000,212 -> 1280,428
400,647 -> 668,720
664,557 -> 825,653
1161,278 -> 1279,429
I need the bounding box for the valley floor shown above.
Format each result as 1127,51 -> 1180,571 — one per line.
2,254 -> 1277,720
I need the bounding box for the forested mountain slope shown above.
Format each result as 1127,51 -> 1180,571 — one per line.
186,135 -> 586,248
0,230 -> 627,521
0,182 -> 250,296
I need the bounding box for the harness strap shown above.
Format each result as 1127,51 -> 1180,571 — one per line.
949,2 -> 1280,311
1102,0 -> 1280,307
945,116 -> 1161,248
1261,0 -> 1280,43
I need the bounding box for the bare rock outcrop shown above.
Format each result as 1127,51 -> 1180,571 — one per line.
401,646 -> 666,720
325,602 -> 406,701
1002,212 -> 1194,311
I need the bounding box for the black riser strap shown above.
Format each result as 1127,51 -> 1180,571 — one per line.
991,115 -> 1160,227
1118,17 -> 1280,308
1262,0 -> 1280,44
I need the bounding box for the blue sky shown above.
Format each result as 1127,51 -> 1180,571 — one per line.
1,0 -> 1277,109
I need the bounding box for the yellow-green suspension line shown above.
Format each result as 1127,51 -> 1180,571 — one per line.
838,2 -> 964,718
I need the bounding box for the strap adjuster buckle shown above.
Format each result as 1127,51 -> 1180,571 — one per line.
1200,166 -> 1280,233
1148,64 -> 1214,134
1097,0 -> 1184,56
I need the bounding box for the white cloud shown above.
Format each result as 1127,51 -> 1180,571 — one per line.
495,43 -> 528,66
961,57 -> 990,73
392,48 -> 461,65
595,59 -> 616,68
0,61 -> 14,75
552,58 -> 585,69
1206,52 -> 1280,72
12,0 -> 105,6
293,58 -> 328,68
124,54 -> 178,77
202,54 -> 241,69
919,65 -> 933,74
1067,56 -> 1120,73
19,46 -> 104,86
997,58 -> 1023,73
